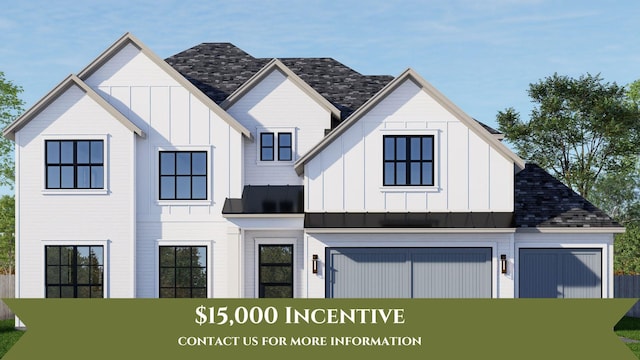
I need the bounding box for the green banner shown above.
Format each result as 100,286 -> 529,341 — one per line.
2,298 -> 637,359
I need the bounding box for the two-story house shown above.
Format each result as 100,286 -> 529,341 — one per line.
4,33 -> 622,306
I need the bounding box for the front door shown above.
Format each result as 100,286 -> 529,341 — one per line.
258,244 -> 294,298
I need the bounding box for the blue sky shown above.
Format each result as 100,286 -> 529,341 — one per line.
1,0 -> 638,134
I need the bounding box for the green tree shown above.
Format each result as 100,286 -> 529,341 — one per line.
497,73 -> 640,199
0,195 -> 14,274
615,223 -> 640,274
0,71 -> 24,188
589,157 -> 640,224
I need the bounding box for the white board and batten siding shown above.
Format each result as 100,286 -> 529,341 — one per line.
227,69 -> 332,186
304,79 -> 514,213
15,85 -> 136,298
84,43 -> 245,297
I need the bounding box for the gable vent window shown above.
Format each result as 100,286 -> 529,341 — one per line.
159,151 -> 207,200
260,132 -> 293,162
46,140 -> 104,189
383,135 -> 434,186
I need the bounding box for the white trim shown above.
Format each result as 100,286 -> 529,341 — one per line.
254,237 -> 297,298
223,213 -> 305,219
514,241 -> 611,298
154,240 -> 214,298
305,228 -> 517,234
224,217 -> 304,231
515,227 -> 624,234
154,145 -> 214,205
41,239 -> 111,298
129,132 -> 137,296
41,134 -> 110,194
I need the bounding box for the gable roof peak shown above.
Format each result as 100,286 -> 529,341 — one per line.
220,58 -> 341,117
294,67 -> 524,175
3,74 -> 144,140
77,32 -> 251,139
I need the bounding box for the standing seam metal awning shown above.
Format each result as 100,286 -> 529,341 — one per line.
305,212 -> 514,228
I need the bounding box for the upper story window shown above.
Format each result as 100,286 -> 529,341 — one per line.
260,132 -> 293,162
383,135 -> 434,186
46,140 -> 104,189
159,151 -> 207,200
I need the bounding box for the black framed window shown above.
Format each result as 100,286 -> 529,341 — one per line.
260,133 -> 275,161
259,245 -> 293,298
45,245 -> 104,298
260,132 -> 293,162
383,135 -> 434,186
278,132 -> 292,161
159,246 -> 207,298
159,151 -> 207,200
46,140 -> 104,189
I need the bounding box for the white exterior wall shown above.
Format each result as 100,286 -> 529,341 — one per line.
84,43 -> 245,297
304,79 -> 514,212
514,232 -> 615,298
15,86 -> 136,298
304,231 -> 514,298
227,69 -> 332,186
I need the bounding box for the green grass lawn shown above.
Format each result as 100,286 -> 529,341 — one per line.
615,316 -> 640,358
0,319 -> 24,359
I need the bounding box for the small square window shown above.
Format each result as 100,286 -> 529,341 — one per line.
260,132 -> 293,162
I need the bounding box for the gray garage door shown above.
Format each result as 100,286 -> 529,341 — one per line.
519,248 -> 602,298
326,247 -> 492,298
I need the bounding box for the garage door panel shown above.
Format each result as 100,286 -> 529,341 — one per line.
412,249 -> 491,298
519,249 -> 601,298
519,252 -> 561,298
327,250 -> 410,298
562,251 -> 601,298
327,248 -> 492,298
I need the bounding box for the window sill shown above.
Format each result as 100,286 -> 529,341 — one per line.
379,186 -> 440,193
42,189 -> 109,195
256,161 -> 295,167
156,200 -> 213,206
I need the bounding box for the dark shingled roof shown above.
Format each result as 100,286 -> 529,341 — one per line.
474,119 -> 501,135
514,164 -> 620,228
165,43 -> 270,104
166,43 -> 504,133
165,43 -> 393,120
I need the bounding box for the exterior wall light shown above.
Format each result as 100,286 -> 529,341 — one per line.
312,254 -> 318,274
500,254 -> 507,274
